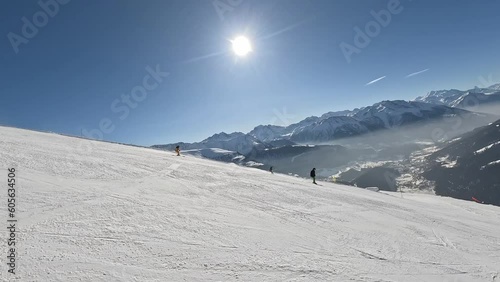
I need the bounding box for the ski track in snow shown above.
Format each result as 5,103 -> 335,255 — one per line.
0,126 -> 499,281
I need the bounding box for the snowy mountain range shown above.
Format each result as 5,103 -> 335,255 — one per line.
155,97 -> 497,150
414,84 -> 500,109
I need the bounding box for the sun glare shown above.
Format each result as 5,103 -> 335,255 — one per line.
231,36 -> 252,57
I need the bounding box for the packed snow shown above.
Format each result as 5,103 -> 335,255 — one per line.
481,160 -> 500,170
475,141 -> 500,155
1,126 -> 499,281
436,156 -> 458,168
245,161 -> 264,167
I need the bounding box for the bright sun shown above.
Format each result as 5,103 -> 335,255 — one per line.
231,36 -> 252,57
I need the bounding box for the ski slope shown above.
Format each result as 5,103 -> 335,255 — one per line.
0,126 -> 499,282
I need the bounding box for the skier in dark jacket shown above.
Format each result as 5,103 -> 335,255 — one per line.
310,168 -> 317,184
175,145 -> 180,156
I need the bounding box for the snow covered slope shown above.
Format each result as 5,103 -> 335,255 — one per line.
415,89 -> 466,105
1,126 -> 499,281
489,83 -> 500,91
424,119 -> 500,206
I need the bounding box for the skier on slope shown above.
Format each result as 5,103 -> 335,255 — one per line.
269,166 -> 274,174
175,145 -> 181,156
310,168 -> 317,184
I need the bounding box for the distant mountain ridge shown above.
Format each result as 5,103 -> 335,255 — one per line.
423,119 -> 500,206
414,84 -> 500,109
153,83 -> 499,156
152,132 -> 264,155
155,100 -> 494,151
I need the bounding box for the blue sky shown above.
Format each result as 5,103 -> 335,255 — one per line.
1,0 -> 499,145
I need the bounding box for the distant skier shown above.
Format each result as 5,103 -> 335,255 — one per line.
175,145 -> 180,156
269,166 -> 274,174
310,168 -> 317,184
472,196 -> 484,204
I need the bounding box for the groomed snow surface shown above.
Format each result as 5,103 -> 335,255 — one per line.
1,126 -> 499,282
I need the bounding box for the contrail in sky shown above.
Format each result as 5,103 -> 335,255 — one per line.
365,76 -> 386,86
406,68 -> 430,78
259,17 -> 314,40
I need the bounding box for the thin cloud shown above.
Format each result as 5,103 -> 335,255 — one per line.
365,76 -> 386,86
406,68 -> 430,78
259,17 -> 314,41
181,51 -> 226,64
